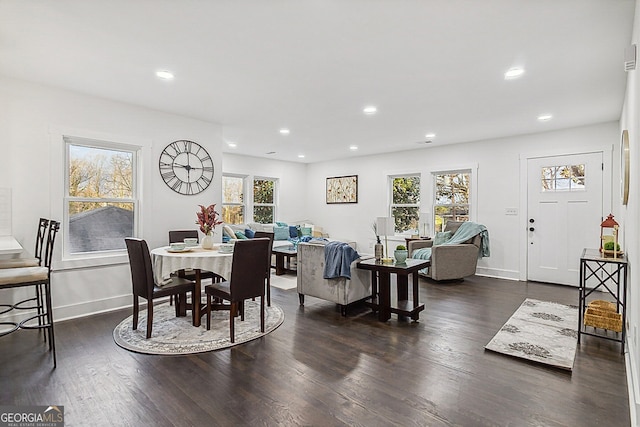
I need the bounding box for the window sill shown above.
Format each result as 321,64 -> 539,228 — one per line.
55,252 -> 129,271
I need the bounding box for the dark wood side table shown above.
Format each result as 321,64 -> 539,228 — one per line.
578,248 -> 628,354
272,246 -> 297,275
357,258 -> 430,322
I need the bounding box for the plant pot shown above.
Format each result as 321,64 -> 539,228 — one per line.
201,233 -> 214,250
394,250 -> 408,264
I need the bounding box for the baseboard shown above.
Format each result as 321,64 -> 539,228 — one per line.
627,342 -> 640,426
475,266 -> 520,281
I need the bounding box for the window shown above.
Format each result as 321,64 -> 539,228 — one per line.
65,137 -> 138,255
253,178 -> 276,223
222,175 -> 245,224
390,175 -> 420,233
433,170 -> 470,232
541,164 -> 585,191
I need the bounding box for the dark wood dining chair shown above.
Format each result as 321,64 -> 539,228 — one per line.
125,238 -> 196,339
0,220 -> 60,367
253,231 -> 274,306
205,238 -> 270,343
168,230 -> 224,306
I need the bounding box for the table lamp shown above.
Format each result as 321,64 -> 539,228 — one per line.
376,216 -> 395,264
420,211 -> 430,238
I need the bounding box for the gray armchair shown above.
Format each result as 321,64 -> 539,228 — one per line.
408,221 -> 483,281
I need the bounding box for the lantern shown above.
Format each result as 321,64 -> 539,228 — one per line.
600,214 -> 620,258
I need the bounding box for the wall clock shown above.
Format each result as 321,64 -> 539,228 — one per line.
621,130 -> 630,206
159,140 -> 214,195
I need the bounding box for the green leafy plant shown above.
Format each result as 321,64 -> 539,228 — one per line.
604,241 -> 621,251
396,244 -> 407,251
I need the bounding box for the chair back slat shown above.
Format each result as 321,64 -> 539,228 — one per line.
253,231 -> 274,277
35,218 -> 49,265
125,238 -> 155,299
169,230 -> 199,244
42,220 -> 60,270
230,238 -> 270,300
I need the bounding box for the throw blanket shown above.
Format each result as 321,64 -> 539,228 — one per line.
412,222 -> 490,273
323,241 -> 360,279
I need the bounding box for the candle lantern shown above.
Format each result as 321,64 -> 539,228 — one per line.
600,214 -> 620,258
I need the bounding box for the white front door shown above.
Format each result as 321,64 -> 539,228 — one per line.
527,152 -> 603,286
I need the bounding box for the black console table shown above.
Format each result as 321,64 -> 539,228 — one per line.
578,248 -> 627,354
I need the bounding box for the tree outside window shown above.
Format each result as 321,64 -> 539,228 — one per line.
390,175 -> 420,233
222,175 -> 245,224
253,178 -> 276,223
66,140 -> 137,254
434,171 -> 470,231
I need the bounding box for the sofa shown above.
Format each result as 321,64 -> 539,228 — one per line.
408,221 -> 487,281
296,241 -> 373,316
224,221 -> 328,249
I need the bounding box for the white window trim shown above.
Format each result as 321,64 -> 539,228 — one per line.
222,173 -> 247,224
253,176 -> 278,223
49,126 -> 150,271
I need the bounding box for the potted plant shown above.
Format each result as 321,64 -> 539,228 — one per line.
603,241 -> 623,258
394,244 -> 408,264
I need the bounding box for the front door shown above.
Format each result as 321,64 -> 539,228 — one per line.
527,152 -> 603,286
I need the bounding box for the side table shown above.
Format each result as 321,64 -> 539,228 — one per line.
272,246 -> 297,276
578,248 -> 627,354
357,258 -> 429,322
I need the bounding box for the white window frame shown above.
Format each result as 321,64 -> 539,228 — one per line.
252,176 -> 278,224
430,165 -> 478,232
222,174 -> 247,224
388,173 -> 421,235
63,136 -> 141,261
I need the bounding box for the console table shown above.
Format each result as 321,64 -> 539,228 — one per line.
578,248 -> 627,354
272,246 -> 297,275
357,258 -> 429,322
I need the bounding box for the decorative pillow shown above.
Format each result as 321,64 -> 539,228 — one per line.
235,231 -> 249,240
300,226 -> 312,237
244,228 -> 255,239
276,221 -> 288,227
289,225 -> 298,239
222,235 -> 230,243
273,225 -> 290,240
223,225 -> 236,239
434,231 -> 452,245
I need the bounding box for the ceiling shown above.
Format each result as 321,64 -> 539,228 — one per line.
0,0 -> 635,163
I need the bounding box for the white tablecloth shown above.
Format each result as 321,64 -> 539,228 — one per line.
150,246 -> 233,284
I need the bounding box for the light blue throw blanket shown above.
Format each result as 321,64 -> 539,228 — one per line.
323,241 -> 360,279
412,222 -> 490,273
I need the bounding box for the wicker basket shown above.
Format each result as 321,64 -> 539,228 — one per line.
588,299 -> 617,312
584,306 -> 622,332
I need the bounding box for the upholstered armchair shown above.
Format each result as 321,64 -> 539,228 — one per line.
408,221 -> 486,281
297,241 -> 372,316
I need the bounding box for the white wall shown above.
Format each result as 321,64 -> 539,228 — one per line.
304,121 -> 619,280
223,153 -> 308,223
0,76 -> 223,320
621,1 -> 640,425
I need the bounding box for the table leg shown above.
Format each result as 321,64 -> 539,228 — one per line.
193,269 -> 201,327
275,253 -> 285,275
378,272 -> 391,322
397,274 -> 408,301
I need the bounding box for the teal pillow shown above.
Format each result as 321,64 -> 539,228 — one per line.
434,231 -> 452,245
276,222 -> 288,227
274,226 -> 290,240
235,231 -> 249,240
300,226 -> 312,237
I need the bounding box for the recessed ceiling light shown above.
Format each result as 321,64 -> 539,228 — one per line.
537,114 -> 553,122
349,145 -> 358,151
425,133 -> 436,139
504,67 -> 525,80
363,106 -> 377,115
279,128 -> 290,135
298,154 -> 305,158
227,142 -> 237,148
156,70 -> 174,80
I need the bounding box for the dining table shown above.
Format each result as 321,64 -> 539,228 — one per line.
150,245 -> 233,327
0,236 -> 24,256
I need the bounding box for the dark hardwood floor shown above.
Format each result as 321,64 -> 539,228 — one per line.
0,276 -> 629,426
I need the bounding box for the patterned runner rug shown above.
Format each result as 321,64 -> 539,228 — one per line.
485,298 -> 578,370
113,300 -> 284,355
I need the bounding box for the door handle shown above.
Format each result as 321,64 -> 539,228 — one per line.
529,227 -> 535,232
529,218 -> 535,223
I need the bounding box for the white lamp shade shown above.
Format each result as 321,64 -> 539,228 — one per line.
376,217 -> 395,236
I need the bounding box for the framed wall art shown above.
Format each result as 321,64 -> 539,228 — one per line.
326,175 -> 358,204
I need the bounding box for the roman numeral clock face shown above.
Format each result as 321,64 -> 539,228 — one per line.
159,140 -> 214,195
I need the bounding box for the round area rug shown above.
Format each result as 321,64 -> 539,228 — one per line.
113,300 -> 284,355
